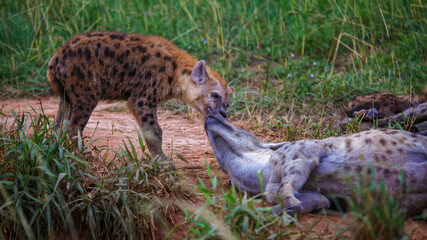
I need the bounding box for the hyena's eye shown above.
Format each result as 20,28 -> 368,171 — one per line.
211,93 -> 219,99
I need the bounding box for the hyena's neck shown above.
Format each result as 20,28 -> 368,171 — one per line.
169,51 -> 199,102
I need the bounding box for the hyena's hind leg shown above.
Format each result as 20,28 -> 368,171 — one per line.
272,190 -> 330,216
403,193 -> 427,218
67,99 -> 98,137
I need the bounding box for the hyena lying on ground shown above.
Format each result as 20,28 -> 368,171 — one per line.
48,31 -> 233,163
341,102 -> 427,136
345,85 -> 427,121
205,112 -> 427,216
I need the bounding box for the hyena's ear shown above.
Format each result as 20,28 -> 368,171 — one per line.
192,60 -> 209,85
227,87 -> 234,94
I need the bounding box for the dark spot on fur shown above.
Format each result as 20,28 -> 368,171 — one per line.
159,66 -> 166,72
119,71 -> 126,80
87,32 -> 104,38
67,49 -> 75,58
364,138 -> 372,144
77,48 -> 83,57
114,42 -> 121,49
171,61 -> 177,70
164,56 -> 171,61
136,46 -> 146,53
145,70 -> 152,80
87,70 -> 92,79
155,52 -> 161,58
182,69 -> 191,75
168,76 -> 173,84
74,66 -> 85,79
109,33 -> 126,40
71,38 -> 80,44
379,138 -> 386,145
112,66 -> 118,76
123,62 -> 129,70
151,79 -> 157,87
141,55 -> 151,63
104,47 -> 115,58
84,47 -> 91,61
130,36 -> 140,41
292,154 -> 299,160
345,139 -> 352,152
150,121 -> 155,126
128,69 -> 136,78
142,116 -> 148,122
383,169 -> 390,177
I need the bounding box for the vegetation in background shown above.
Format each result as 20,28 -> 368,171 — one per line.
0,106 -> 190,239
1,0 -> 425,106
1,0 -> 426,239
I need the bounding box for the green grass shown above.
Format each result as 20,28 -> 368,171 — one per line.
1,0 -> 426,239
345,167 -> 407,240
170,160 -> 308,239
0,106 -> 191,239
1,0 -> 425,103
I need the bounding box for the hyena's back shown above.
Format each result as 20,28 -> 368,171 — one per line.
47,31 -> 184,102
47,31 -> 194,135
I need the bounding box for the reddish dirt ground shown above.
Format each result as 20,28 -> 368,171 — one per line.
1,97 -> 426,239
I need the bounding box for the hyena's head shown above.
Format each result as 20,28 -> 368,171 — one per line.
184,60 -> 234,118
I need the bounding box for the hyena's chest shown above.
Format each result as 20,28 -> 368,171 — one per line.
54,37 -> 176,101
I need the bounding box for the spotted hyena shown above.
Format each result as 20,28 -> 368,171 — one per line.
345,85 -> 427,121
47,31 -> 234,162
205,112 -> 427,216
341,101 -> 427,136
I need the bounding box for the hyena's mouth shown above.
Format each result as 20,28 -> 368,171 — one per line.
207,107 -> 227,118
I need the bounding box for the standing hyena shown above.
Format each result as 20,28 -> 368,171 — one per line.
47,31 -> 234,162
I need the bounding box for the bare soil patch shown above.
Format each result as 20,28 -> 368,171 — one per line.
1,97 -> 426,239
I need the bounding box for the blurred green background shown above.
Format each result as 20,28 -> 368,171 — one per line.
1,0 -> 426,111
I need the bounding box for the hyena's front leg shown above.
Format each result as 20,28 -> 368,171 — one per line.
128,99 -> 168,162
275,155 -> 319,215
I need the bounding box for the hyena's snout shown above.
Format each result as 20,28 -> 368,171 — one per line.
208,103 -> 227,118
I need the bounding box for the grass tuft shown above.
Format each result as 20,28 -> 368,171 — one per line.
0,105 -> 192,239
345,167 -> 407,240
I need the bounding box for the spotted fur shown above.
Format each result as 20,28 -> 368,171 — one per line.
48,31 -> 234,162
345,85 -> 427,120
205,113 -> 427,216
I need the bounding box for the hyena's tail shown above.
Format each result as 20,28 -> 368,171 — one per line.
47,53 -> 69,102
